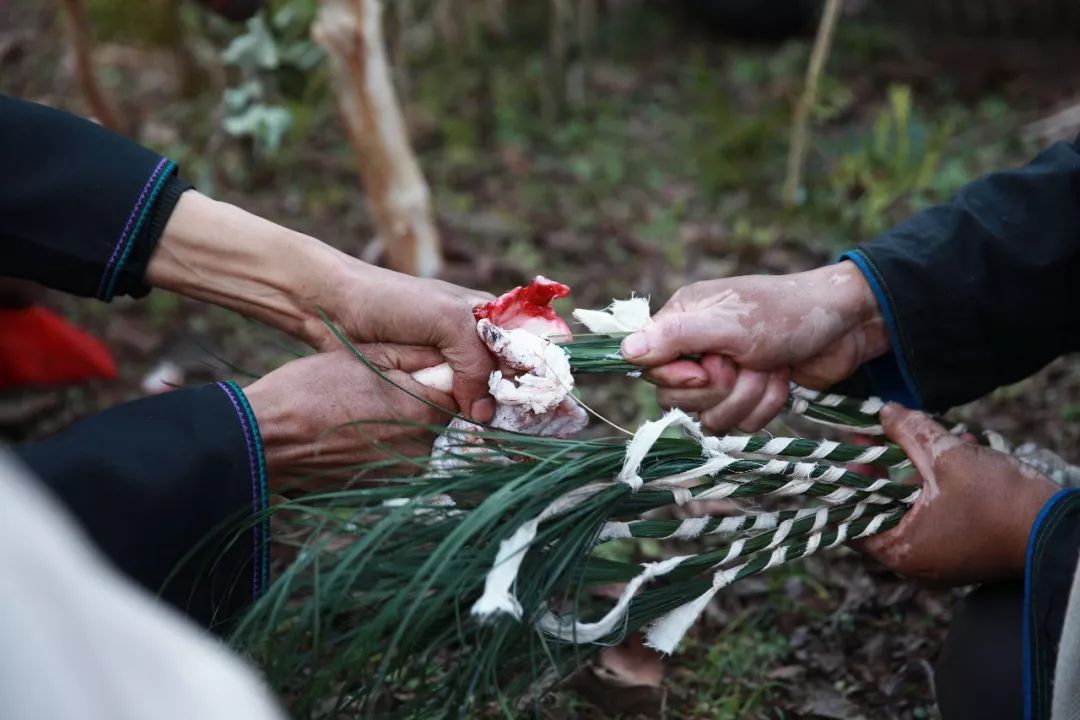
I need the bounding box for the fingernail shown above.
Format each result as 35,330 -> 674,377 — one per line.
470,398 -> 495,423
621,333 -> 649,358
681,375 -> 707,388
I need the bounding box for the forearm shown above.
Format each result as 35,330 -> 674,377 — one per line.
844,138 -> 1080,410
146,191 -> 359,349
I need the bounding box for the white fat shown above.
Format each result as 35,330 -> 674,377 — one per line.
475,319 -> 586,436
572,297 -> 652,334
410,363 -> 453,393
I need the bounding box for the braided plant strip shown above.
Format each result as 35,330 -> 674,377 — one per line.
628,505 -> 907,652
539,499 -> 903,647
564,335 -> 1078,481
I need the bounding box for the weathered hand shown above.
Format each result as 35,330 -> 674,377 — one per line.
854,404 -> 1058,586
148,192 -> 496,421
619,262 -> 889,431
311,261 -> 496,420
242,346 -> 456,489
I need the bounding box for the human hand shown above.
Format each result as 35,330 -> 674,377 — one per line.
310,261 -> 496,421
619,262 -> 890,432
854,403 -> 1058,586
242,346 -> 455,490
147,192 -> 496,421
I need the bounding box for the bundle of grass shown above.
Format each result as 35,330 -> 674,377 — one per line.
231,292 -> 1074,719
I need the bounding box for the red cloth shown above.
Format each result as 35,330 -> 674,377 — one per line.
0,307 -> 117,391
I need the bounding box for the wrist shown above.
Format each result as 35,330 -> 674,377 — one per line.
1006,470 -> 1059,575
146,191 -> 347,346
242,377 -> 298,484
816,261 -> 891,364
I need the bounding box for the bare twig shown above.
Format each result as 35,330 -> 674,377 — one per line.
433,0 -> 460,49
484,0 -> 508,37
782,0 -> 843,207
313,0 -> 442,277
57,0 -> 124,134
573,0 -> 599,107
545,0 -> 572,123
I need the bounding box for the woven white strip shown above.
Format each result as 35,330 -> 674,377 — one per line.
666,516 -> 712,540
536,554 -> 691,643
471,482 -> 611,621
643,508 -> 902,653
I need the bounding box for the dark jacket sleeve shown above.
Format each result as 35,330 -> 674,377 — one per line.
0,95 -> 192,301
1023,489 -> 1080,720
841,137 -> 1080,411
13,381 -> 269,629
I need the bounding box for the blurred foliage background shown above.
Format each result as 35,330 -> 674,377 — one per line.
4,0 -> 1080,717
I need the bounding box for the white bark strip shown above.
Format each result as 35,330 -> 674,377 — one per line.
313,0 -> 442,277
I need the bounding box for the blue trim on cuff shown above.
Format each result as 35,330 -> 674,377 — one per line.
1022,488 -> 1080,720
101,160 -> 177,301
226,380 -> 270,596
216,381 -> 270,599
839,251 -> 923,409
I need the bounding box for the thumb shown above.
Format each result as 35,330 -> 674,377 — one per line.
430,318 -> 497,422
880,403 -> 958,467
620,310 -> 742,366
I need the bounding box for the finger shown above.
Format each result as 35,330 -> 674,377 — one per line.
382,369 -> 458,420
428,312 -> 498,422
644,360 -> 710,389
655,355 -> 738,410
849,534 -> 892,562
355,344 -> 449,373
658,386 -> 731,412
700,368 -> 770,432
879,403 -> 960,470
735,368 -> 790,433
333,351 -> 457,415
791,350 -> 847,389
620,309 -> 745,367
646,354 -> 735,389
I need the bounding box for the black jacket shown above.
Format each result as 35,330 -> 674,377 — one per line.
1,95 -> 265,627
844,136 -> 1080,720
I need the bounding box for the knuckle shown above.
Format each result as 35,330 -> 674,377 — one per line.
700,407 -> 730,432
668,286 -> 691,307
737,420 -> 764,434
656,391 -> 679,410
657,315 -> 685,345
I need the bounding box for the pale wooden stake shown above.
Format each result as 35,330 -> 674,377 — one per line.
782,0 -> 843,207
313,0 -> 442,277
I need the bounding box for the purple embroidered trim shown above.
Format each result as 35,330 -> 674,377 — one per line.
216,381 -> 261,600
97,157 -> 169,299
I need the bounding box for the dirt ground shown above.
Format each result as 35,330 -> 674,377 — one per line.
3,1 -> 1080,717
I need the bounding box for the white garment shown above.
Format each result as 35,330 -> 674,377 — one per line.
0,452 -> 285,720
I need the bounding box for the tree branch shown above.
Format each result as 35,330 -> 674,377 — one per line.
782,0 -> 842,207
313,0 -> 442,277
58,0 -> 125,134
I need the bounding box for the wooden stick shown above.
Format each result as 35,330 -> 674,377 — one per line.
782,0 -> 842,207
313,0 -> 442,277
58,0 -> 124,134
